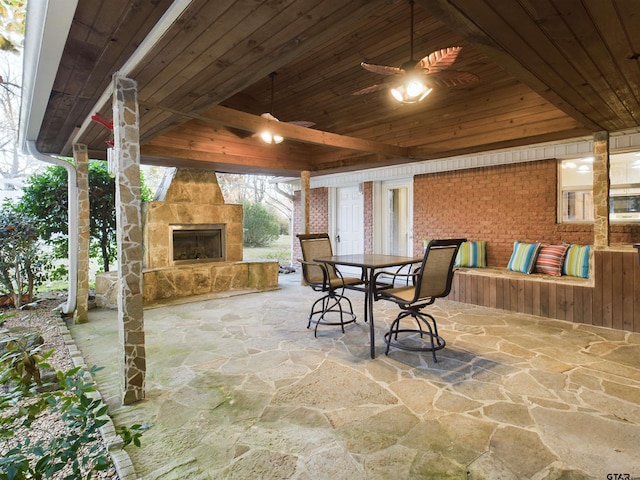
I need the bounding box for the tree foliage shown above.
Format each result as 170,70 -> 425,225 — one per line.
15,165 -> 68,258
217,173 -> 293,234
18,161 -> 152,273
242,201 -> 280,248
0,0 -> 24,52
0,206 -> 46,308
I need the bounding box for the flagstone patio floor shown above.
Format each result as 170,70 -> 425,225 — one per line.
67,272 -> 640,479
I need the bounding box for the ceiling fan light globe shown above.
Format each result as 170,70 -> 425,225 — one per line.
417,87 -> 433,102
391,82 -> 432,103
260,130 -> 284,144
406,79 -> 424,98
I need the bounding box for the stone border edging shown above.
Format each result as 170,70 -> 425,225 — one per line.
56,318 -> 139,480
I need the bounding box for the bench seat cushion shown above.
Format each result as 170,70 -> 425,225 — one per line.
455,266 -> 591,286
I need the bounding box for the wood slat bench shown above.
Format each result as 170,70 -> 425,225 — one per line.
447,266 -> 593,322
446,248 -> 640,333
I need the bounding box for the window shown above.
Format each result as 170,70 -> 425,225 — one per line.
559,152 -> 640,223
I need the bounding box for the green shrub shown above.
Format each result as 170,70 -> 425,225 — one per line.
0,207 -> 48,309
242,202 -> 280,248
0,326 -> 145,479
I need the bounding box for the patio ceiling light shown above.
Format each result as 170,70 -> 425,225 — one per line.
390,64 -> 433,103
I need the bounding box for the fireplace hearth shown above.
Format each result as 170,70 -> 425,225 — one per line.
171,224 -> 225,264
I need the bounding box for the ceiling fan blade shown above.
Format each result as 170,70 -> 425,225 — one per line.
352,84 -> 389,95
226,126 -> 254,139
416,46 -> 462,73
361,62 -> 404,76
426,70 -> 479,88
287,120 -> 316,128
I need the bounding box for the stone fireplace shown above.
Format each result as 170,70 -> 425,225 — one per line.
143,168 -> 243,268
171,224 -> 225,264
95,168 -> 279,307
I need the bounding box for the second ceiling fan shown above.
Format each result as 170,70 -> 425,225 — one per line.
354,0 -> 478,103
257,72 -> 315,144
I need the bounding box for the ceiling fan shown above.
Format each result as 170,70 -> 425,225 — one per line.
353,0 -> 478,103
255,72 -> 315,144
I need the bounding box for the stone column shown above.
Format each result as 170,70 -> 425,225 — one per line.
593,131 -> 610,248
301,170 -> 310,234
112,73 -> 145,404
73,144 -> 90,324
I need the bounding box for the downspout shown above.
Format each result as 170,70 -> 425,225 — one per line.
26,141 -> 78,315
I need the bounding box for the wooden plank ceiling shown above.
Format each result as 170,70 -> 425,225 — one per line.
35,0 -> 640,177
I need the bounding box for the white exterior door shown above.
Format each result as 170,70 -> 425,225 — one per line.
334,186 -> 364,274
376,179 -> 413,256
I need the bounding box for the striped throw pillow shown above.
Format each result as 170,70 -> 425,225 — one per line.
507,241 -> 541,274
534,244 -> 569,276
563,244 -> 591,278
455,240 -> 487,267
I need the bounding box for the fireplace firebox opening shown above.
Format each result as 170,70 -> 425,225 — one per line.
171,224 -> 225,264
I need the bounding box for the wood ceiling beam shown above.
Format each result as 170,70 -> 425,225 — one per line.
140,144 -> 312,176
141,102 -> 411,159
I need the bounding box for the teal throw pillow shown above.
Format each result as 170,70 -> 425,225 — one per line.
455,240 -> 487,268
562,244 -> 591,278
507,241 -> 541,274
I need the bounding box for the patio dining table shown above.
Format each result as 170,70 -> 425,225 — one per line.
312,253 -> 423,358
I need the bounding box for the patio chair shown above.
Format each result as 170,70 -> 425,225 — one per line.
297,233 -> 364,336
372,238 -> 465,362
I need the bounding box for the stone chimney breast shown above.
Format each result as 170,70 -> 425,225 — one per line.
142,168 -> 243,268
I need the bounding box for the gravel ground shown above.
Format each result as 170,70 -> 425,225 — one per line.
1,294 -> 119,479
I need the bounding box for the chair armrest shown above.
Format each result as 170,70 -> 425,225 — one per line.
298,258 -> 331,288
373,269 -> 419,289
372,269 -> 417,295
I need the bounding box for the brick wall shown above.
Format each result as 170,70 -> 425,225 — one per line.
363,182 -> 373,254
292,187 -> 329,266
292,159 -> 640,268
412,159 -> 640,266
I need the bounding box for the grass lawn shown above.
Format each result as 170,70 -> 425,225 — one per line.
243,234 -> 293,265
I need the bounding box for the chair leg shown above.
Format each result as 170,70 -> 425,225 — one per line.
383,309 -> 446,362
308,296 -> 330,329
307,291 -> 357,337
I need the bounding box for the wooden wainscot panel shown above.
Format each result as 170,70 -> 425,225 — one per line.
592,249 -> 604,327
447,251 -> 638,334
622,253 -> 634,332
539,281 -> 549,318
634,250 -> 640,333
601,251 -> 614,328
611,252 -> 623,330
